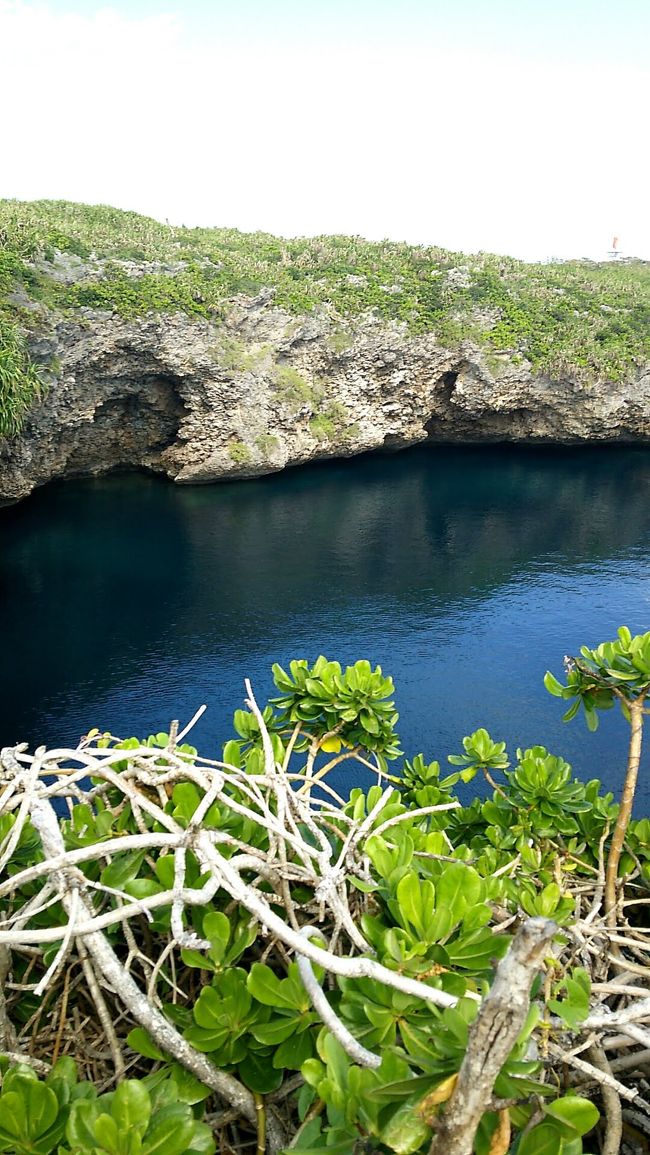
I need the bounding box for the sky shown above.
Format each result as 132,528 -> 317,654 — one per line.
1,0 -> 649,261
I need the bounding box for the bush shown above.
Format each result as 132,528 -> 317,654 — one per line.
0,640 -> 648,1154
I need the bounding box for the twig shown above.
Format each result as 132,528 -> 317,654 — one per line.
78,945 -> 126,1082
549,1044 -> 641,1103
296,926 -> 381,1068
585,1044 -> 622,1155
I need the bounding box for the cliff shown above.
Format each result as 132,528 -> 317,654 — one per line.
1,200 -> 649,505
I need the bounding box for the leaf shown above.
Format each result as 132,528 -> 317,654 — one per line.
202,911 -> 231,966
549,970 -> 590,1028
436,863 -> 482,922
562,698 -> 582,722
318,1033 -> 350,1094
112,1080 -> 151,1140
320,735 -> 342,753
396,873 -> 433,940
0,1083 -> 59,1145
584,707 -> 599,732
445,927 -> 509,970
417,1073 -> 458,1121
94,1111 -> 120,1152
222,739 -> 242,767
274,1029 -> 314,1070
545,1094 -> 599,1136
537,882 -> 561,916
127,1029 -> 166,1061
517,1120 -> 565,1155
238,1051 -> 284,1094
380,1102 -> 431,1154
247,963 -> 300,1009
141,1105 -> 195,1155
369,1075 -> 436,1102
544,672 -> 566,697
486,1109 -> 511,1155
170,783 -> 203,823
185,1121 -> 217,1153
252,1017 -> 298,1045
285,1141 -> 354,1155
66,1099 -> 103,1149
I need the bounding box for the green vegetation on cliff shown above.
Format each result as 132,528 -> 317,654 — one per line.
1,198 -> 649,437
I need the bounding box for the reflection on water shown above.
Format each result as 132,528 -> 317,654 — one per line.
1,445 -> 649,804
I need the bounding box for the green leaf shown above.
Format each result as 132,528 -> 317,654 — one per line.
537,882 -> 561,916
545,1094 -> 599,1136
222,739 -> 242,768
127,1029 -> 166,1061
66,1099 -> 103,1150
584,707 -> 599,732
112,1081 -> 151,1140
396,873 -> 434,940
252,1017 -> 298,1045
202,911 -> 231,966
517,1120 -> 565,1155
273,1029 -> 314,1070
544,671 -> 566,697
0,1082 -> 59,1144
238,1051 -> 284,1094
379,1102 -> 431,1154
247,963 -> 299,1009
170,783 -> 203,823
94,1111 -> 120,1152
317,1032 -> 350,1093
284,1141 -> 354,1155
436,862 -> 482,922
562,698 -> 582,722
141,1105 -> 195,1155
167,1065 -> 213,1106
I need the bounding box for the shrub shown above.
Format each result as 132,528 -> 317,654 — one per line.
228,440 -> 252,465
0,639 -> 648,1154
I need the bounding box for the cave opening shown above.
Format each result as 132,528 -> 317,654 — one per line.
74,374 -> 188,475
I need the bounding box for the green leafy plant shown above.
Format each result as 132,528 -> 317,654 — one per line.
0,1061 -> 214,1155
228,440 -> 252,465
1,637 -> 648,1155
0,319 -> 45,438
545,625 -> 650,920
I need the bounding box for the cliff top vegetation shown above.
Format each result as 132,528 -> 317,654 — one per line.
1,198 -> 650,437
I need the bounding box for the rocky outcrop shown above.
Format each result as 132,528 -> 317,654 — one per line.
1,293 -> 649,505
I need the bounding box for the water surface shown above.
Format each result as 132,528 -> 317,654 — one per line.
1,445 -> 649,805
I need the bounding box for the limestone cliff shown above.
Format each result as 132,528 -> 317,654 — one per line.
1,291 -> 649,506
2,199 -> 650,504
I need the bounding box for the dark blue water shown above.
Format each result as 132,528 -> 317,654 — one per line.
1,446 -> 649,806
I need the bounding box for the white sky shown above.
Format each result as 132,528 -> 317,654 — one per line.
1,0 -> 649,261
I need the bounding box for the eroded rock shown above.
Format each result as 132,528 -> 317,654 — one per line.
1,299 -> 649,506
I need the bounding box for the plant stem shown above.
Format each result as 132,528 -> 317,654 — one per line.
604,697 -> 645,926
254,1092 -> 266,1155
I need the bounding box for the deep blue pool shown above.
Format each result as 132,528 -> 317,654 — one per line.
1,444 -> 649,806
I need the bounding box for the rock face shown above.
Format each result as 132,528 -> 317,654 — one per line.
1,295 -> 649,505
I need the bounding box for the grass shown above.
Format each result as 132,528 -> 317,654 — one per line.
228,441 -> 252,465
0,318 -> 45,439
1,198 -> 649,436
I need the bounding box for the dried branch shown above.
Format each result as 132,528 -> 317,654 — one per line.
427,918 -> 557,1155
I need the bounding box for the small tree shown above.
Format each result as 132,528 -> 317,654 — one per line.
545,625 -> 650,923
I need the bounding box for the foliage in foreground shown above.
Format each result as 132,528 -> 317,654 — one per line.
0,631 -> 648,1154
1,197 -> 649,435
0,1060 -> 214,1155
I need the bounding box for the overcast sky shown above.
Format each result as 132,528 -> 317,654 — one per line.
2,0 -> 649,261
